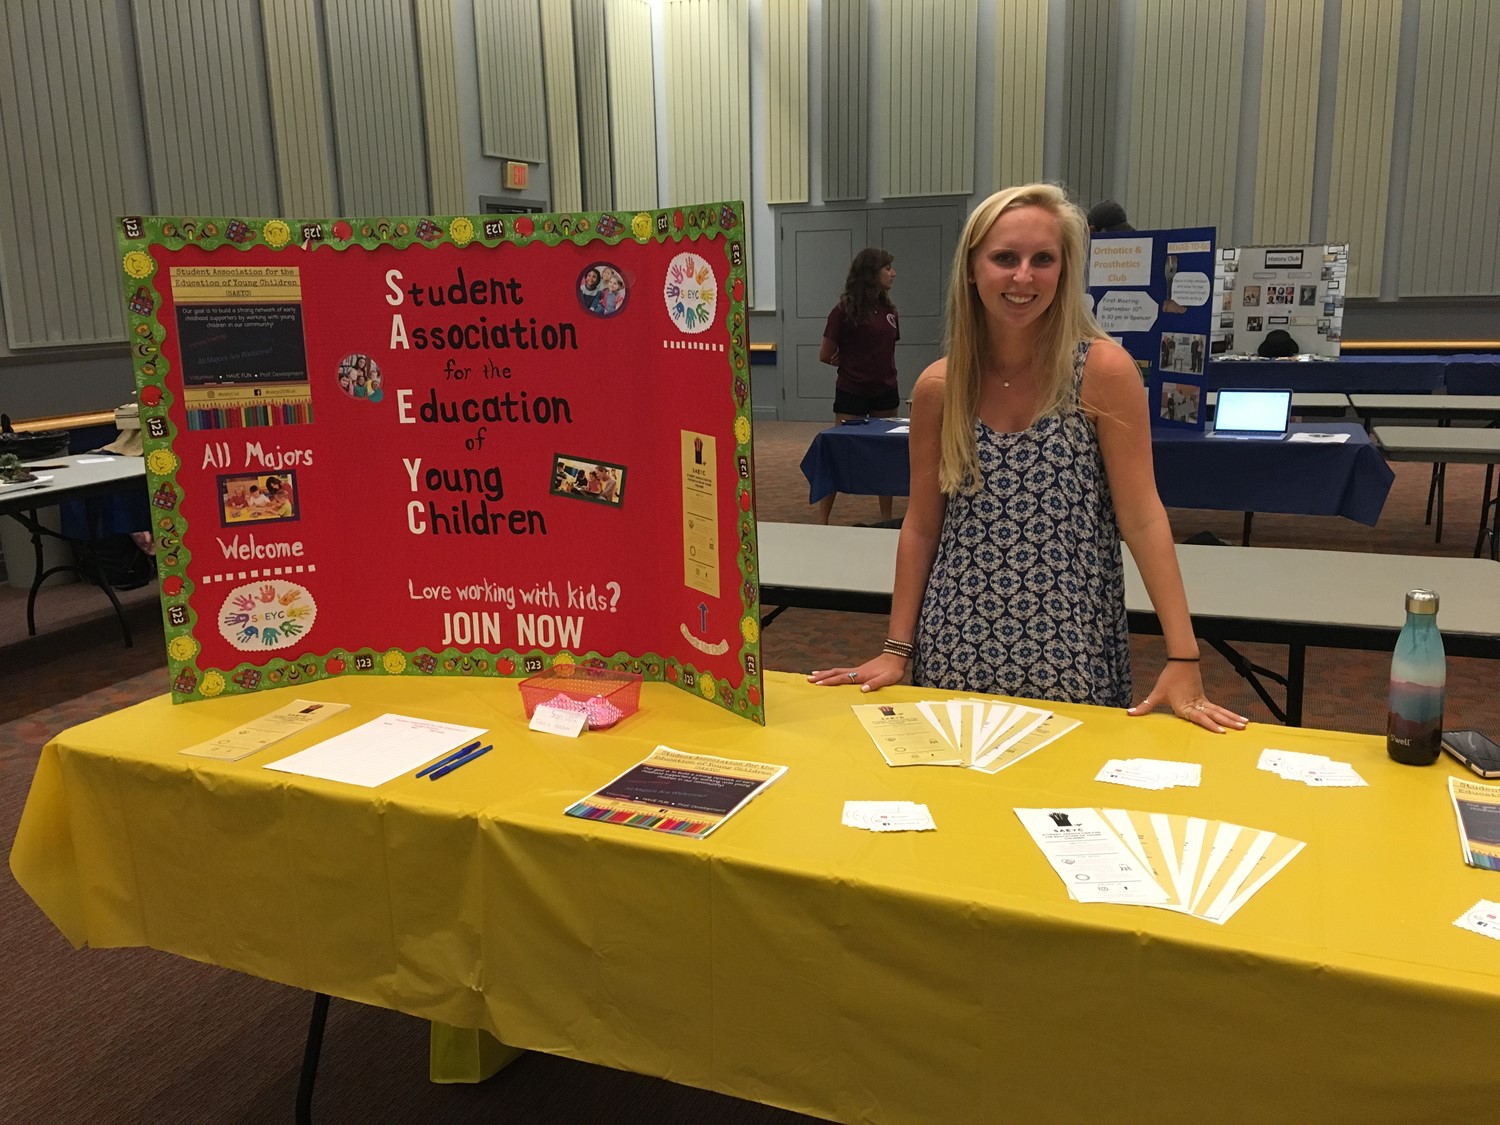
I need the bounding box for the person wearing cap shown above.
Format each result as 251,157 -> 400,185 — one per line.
1088,200 -> 1134,233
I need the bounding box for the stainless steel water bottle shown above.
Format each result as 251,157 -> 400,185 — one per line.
1386,589 -> 1444,765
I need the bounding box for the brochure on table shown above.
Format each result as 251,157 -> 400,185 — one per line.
1087,227 -> 1216,432
565,745 -> 786,839
117,204 -> 764,723
1213,243 -> 1348,358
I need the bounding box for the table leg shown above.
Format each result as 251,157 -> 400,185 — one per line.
1241,512 -> 1253,546
1434,463 -> 1446,543
69,536 -> 134,647
8,507 -> 134,647
1476,464 -> 1497,560
295,992 -> 330,1125
1205,638 -> 1292,725
1286,644 -> 1306,727
25,518 -> 45,637
759,604 -> 789,629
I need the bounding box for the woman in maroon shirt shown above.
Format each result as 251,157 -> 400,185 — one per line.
817,247 -> 900,523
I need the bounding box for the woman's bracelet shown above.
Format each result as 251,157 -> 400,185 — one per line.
882,638 -> 914,659
1166,655 -> 1201,662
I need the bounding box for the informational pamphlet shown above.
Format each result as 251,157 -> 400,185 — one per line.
1287,432 -> 1350,444
851,702 -> 965,766
564,745 -> 785,839
180,698 -> 351,761
1014,807 -> 1172,905
1449,776 -> 1500,871
1016,807 -> 1304,923
852,698 -> 1078,772
969,711 -> 1080,774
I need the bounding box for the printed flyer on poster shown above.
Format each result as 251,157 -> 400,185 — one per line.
117,204 -> 765,723
1087,227 -> 1216,432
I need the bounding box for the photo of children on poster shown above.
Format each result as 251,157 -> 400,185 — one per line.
120,206 -> 764,722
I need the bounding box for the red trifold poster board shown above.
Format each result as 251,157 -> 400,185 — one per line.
118,204 -> 763,723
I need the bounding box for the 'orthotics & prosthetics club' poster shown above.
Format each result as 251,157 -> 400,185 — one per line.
118,203 -> 764,724
1087,226 -> 1216,432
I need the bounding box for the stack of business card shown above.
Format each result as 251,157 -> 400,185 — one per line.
842,800 -> 936,832
1095,758 -> 1201,789
1258,748 -> 1367,787
1454,900 -> 1500,940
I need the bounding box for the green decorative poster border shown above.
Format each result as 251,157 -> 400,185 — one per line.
118,203 -> 764,724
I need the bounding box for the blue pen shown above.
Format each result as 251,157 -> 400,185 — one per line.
416,739 -> 482,778
428,745 -> 491,780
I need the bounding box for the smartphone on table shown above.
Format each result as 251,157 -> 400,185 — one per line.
1442,730 -> 1500,779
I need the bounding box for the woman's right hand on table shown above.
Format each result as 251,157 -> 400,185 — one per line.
807,652 -> 908,692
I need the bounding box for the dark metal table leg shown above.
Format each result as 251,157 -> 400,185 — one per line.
1475,465 -> 1496,559
25,519 -> 44,636
296,992 -> 331,1125
1434,463 -> 1446,543
1285,644 -> 1306,728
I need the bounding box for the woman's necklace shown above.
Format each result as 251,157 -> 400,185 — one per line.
989,360 -> 1033,390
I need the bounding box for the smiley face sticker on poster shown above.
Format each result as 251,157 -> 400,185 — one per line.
219,580 -> 318,651
336,353 -> 384,402
664,253 -> 718,334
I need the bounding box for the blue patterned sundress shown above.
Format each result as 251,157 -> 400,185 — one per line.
911,341 -> 1132,706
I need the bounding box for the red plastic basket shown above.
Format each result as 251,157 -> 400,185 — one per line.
518,665 -> 642,726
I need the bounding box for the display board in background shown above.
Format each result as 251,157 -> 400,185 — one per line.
1088,227 -> 1217,431
1213,244 -> 1348,358
118,204 -> 764,724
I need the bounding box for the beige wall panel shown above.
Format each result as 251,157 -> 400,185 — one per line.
1327,0 -> 1400,296
133,0 -> 279,216
1252,0 -> 1323,244
574,0 -> 613,209
1062,0 -> 1119,209
416,0 -> 467,213
605,0 -> 658,209
1399,0 -> 1500,295
323,0 -> 429,215
880,0 -> 978,198
822,0 -> 867,201
261,0 -> 338,215
993,0 -> 1048,188
474,0 -> 548,164
539,0 -> 583,211
665,0 -> 750,210
0,3 -> 137,346
763,0 -> 809,204
1125,0 -> 1244,233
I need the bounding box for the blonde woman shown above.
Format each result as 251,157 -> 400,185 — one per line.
810,184 -> 1244,732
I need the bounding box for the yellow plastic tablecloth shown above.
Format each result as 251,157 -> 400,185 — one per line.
13,671 -> 1500,1121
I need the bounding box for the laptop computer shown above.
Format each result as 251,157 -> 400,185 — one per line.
1208,388 -> 1292,440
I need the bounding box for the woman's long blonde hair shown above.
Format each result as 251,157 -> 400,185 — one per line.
938,182 -> 1104,494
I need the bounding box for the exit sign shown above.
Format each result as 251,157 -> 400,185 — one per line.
504,161 -> 528,190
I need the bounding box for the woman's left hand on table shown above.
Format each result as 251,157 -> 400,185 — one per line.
1127,661 -> 1247,733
